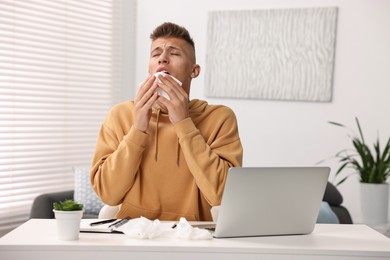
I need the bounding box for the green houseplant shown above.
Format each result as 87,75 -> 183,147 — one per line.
53,199 -> 84,240
330,117 -> 390,186
329,117 -> 390,225
53,199 -> 83,211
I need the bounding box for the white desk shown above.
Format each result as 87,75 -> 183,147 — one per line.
1,219 -> 390,260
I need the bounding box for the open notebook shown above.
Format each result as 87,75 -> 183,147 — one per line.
80,218 -> 130,233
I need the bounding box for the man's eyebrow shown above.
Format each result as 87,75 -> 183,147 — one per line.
167,46 -> 182,51
151,46 -> 162,53
151,45 -> 182,53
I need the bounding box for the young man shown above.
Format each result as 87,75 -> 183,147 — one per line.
90,22 -> 243,221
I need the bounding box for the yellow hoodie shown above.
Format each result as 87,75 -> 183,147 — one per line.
90,99 -> 243,221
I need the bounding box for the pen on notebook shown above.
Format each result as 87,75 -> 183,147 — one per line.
108,217 -> 130,228
89,219 -> 117,226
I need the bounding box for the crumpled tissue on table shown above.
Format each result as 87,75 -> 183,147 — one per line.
116,217 -> 212,240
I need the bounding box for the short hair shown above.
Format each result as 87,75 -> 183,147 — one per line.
150,22 -> 195,52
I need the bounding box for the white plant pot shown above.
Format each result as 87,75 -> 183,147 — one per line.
360,183 -> 389,225
53,209 -> 83,240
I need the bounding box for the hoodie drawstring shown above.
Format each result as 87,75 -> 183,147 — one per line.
154,108 -> 160,161
153,107 -> 181,166
176,139 -> 180,166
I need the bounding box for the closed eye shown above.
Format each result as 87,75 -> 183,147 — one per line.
170,49 -> 181,56
151,50 -> 162,58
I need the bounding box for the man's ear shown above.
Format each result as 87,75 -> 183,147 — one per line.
191,64 -> 201,78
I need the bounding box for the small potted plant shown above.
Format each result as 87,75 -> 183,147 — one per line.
53,199 -> 84,240
329,117 -> 390,225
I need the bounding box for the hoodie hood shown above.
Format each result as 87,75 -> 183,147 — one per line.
153,99 -> 208,115
188,99 -> 208,116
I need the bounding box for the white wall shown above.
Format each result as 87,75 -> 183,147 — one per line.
133,0 -> 390,223
119,0 -> 137,102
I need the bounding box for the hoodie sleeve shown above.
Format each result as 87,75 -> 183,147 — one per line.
174,106 -> 243,206
89,105 -> 148,205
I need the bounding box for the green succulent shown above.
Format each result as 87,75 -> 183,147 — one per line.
53,199 -> 83,211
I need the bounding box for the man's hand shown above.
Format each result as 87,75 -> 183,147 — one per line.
155,74 -> 190,124
133,75 -> 159,132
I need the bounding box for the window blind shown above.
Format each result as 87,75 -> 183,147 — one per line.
0,0 -> 123,234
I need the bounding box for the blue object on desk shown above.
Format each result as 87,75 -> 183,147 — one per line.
317,202 -> 340,224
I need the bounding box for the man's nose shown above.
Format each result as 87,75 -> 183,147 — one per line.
158,53 -> 168,64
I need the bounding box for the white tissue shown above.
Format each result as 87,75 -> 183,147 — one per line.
118,217 -> 174,239
154,72 -> 182,100
117,217 -> 212,240
175,217 -> 213,240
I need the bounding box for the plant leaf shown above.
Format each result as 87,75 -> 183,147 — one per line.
325,118 -> 390,185
355,117 -> 365,144
53,199 -> 83,211
328,121 -> 345,127
335,175 -> 350,186
335,161 -> 349,176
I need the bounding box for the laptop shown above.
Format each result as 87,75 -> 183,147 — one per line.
211,167 -> 330,238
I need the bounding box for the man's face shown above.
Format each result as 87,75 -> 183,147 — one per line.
149,37 -> 197,93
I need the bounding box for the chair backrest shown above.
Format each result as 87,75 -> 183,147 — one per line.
322,182 -> 353,224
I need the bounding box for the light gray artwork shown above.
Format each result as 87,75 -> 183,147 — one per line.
205,7 -> 338,102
